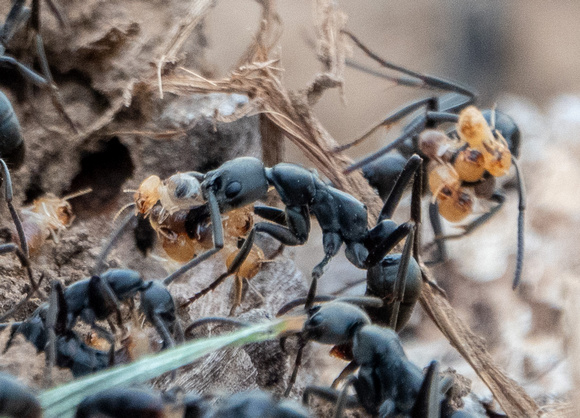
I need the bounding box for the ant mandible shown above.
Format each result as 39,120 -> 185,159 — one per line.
338,30 -> 525,289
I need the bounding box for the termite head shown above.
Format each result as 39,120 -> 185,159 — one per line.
134,175 -> 161,216
454,148 -> 486,182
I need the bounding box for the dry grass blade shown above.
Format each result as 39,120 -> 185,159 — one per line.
151,0 -> 541,415
156,0 -> 215,98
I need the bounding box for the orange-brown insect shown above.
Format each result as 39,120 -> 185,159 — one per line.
417,106 -> 515,223
131,173 -> 202,221
16,189 -> 91,255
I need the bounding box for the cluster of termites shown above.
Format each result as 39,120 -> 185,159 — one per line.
0,4 -> 525,417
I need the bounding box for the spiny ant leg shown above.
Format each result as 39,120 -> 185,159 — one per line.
365,221 -> 414,267
151,314 -> 175,350
284,336 -> 306,397
44,280 -> 67,386
93,212 -> 134,275
425,202 -> 447,266
511,157 -> 526,289
181,228 -> 256,308
342,30 -> 476,99
410,155 -> 423,259
253,205 -> 287,225
184,317 -> 248,338
0,159 -> 28,256
163,189 -> 224,286
389,225 -> 415,330
1,0 -> 28,43
276,295 -> 336,316
336,97 -> 436,154
379,154 -> 422,222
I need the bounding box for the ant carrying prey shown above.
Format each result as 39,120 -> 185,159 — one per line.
338,30 -> 525,289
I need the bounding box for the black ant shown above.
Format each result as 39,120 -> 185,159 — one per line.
0,372 -> 42,418
4,270 -> 182,377
337,31 -> 525,289
296,300 -> 463,417
151,154 -> 423,319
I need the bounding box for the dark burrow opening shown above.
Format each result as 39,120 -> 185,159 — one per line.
66,137 -> 134,218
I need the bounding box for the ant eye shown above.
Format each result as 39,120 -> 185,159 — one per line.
225,181 -> 242,198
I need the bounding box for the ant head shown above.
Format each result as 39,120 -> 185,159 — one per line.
202,157 -> 269,212
134,175 -> 161,216
303,302 -> 370,345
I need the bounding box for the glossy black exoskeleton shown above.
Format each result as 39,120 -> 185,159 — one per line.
299,301 -> 465,417
75,387 -> 165,418
162,154 -> 423,318
0,373 -> 42,418
140,280 -> 183,349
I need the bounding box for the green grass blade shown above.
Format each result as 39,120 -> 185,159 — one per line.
39,318 -> 291,418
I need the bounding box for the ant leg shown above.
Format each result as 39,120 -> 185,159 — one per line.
425,202 -> 447,265
1,0 -> 29,44
44,280 -> 67,386
0,159 -> 28,257
276,295 -> 336,316
378,154 -> 422,222
333,374 -> 358,418
174,318 -> 185,344
0,55 -> 47,87
284,336 -> 306,397
343,31 -> 476,99
183,317 -> 248,338
163,189 -> 224,286
331,361 -> 358,388
28,0 -> 78,132
181,228 -> 257,308
364,155 -> 422,267
511,157 -> 526,289
253,206 -> 287,225
93,212 -> 135,275
410,361 -> 441,418
389,227 -> 415,330
150,314 -> 175,350
336,97 -> 436,154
